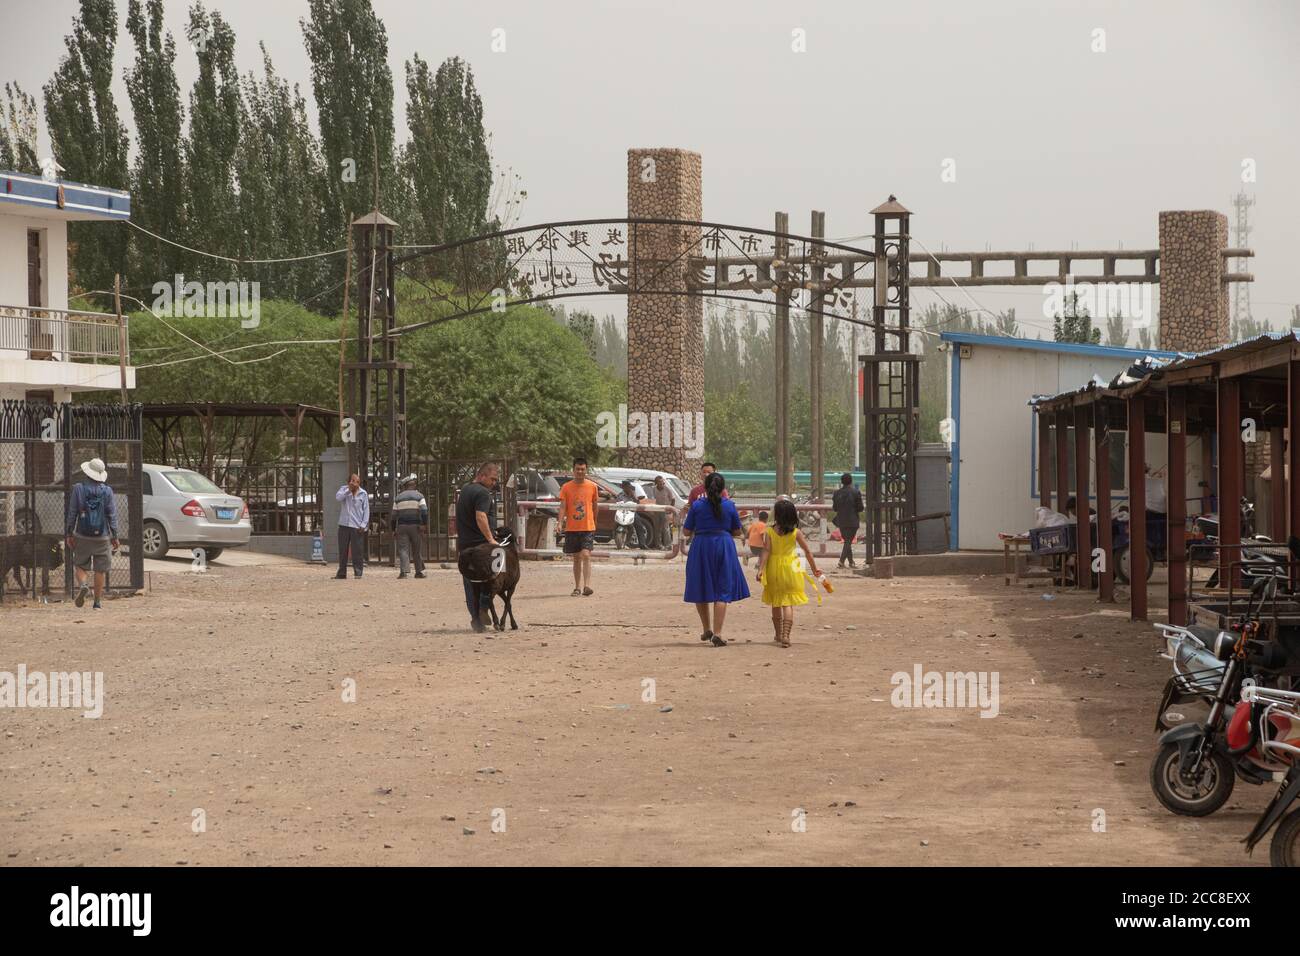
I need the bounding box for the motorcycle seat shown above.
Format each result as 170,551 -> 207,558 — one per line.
1185,624 -> 1225,646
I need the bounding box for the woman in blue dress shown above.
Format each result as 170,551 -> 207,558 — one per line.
682,472 -> 750,646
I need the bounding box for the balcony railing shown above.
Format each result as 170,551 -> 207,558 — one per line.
0,304 -> 125,363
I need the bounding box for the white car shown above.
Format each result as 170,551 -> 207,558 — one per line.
141,464 -> 252,561
594,467 -> 691,510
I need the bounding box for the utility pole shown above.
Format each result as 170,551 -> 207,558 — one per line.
809,210 -> 826,501
774,211 -> 791,496
851,307 -> 860,471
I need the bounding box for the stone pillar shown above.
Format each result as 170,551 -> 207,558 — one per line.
1158,210 -> 1229,352
626,148 -> 703,474
320,446 -> 348,562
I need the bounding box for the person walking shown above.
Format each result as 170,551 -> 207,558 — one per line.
652,475 -> 675,549
755,497 -> 824,647
456,462 -> 500,631
392,473 -> 428,579
334,473 -> 369,579
64,457 -> 118,610
831,472 -> 864,568
682,472 -> 749,647
559,457 -> 599,596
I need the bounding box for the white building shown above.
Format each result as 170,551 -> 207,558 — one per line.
0,169 -> 134,404
941,331 -> 1199,550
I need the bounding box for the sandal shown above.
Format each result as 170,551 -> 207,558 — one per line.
710,632 -> 727,647
700,629 -> 713,642
582,587 -> 593,596
779,620 -> 792,648
571,588 -> 581,596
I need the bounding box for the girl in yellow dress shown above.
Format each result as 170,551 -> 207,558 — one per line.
755,498 -> 824,647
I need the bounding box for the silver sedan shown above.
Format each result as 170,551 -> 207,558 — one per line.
141,464 -> 252,562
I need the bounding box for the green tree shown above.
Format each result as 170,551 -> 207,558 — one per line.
1104,313 -> 1127,347
234,46 -> 328,302
183,2 -> 241,285
1053,291 -> 1100,344
0,83 -> 39,173
301,0 -> 394,229
401,55 -> 492,248
125,0 -> 187,280
43,0 -> 131,295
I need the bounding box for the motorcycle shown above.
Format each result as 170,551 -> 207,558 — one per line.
1194,501 -> 1290,590
1149,575 -> 1294,816
1238,684 -> 1300,865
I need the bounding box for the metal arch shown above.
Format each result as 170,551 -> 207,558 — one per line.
389,218 -> 883,337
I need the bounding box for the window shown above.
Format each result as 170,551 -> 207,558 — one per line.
1035,424 -> 1127,498
142,472 -> 153,496
163,471 -> 223,495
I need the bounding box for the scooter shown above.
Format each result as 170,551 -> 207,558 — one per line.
1238,684 -> 1300,865
1149,576 -> 1293,816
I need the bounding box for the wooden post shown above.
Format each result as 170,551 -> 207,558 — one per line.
1038,409 -> 1052,507
775,211 -> 790,495
1127,393 -> 1148,621
1271,427 -> 1287,542
1094,401 -> 1114,603
338,225 -> 353,444
809,210 -> 825,501
1074,404 -> 1091,590
1218,377 -> 1242,591
1055,408 -> 1070,517
1168,387 -> 1188,625
1288,363 -> 1300,590
114,274 -> 127,405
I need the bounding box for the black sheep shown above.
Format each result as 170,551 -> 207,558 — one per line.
457,527 -> 521,631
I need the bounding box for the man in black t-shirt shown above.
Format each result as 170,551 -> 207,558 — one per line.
456,462 -> 500,630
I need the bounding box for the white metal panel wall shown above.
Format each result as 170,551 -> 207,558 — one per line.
954,344 -> 1195,550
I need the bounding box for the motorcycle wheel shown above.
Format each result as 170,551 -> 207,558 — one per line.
1149,741 -> 1235,816
1269,808 -> 1300,867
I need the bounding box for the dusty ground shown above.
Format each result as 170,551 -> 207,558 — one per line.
0,552 -> 1271,866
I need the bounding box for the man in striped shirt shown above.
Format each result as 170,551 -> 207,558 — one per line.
392,474 -> 428,578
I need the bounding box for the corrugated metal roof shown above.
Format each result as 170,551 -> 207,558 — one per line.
1029,329 -> 1300,408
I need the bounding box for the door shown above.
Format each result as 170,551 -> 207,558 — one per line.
27,230 -> 52,359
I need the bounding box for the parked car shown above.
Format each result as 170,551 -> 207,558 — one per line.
141,464 -> 252,561
512,467 -> 564,519
595,467 -> 691,511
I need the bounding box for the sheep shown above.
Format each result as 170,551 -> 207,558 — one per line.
457,527 -> 521,631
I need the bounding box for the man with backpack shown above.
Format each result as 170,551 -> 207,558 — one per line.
64,457 -> 119,610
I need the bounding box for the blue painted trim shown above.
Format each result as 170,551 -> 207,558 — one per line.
0,169 -> 131,220
950,345 -> 960,551
940,330 -> 1176,361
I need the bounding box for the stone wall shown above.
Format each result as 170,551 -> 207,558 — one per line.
1158,210 -> 1229,352
625,148 -> 704,474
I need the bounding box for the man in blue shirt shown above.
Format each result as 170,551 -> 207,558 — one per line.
64,457 -> 119,610
335,473 -> 370,579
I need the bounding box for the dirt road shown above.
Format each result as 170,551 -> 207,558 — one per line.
0,557 -> 1268,865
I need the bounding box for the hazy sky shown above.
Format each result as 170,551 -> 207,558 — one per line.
8,0 -> 1299,339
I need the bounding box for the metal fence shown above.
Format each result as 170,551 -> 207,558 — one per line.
366,456 -> 514,564
0,305 -> 123,362
223,460 -> 322,534
0,400 -> 143,603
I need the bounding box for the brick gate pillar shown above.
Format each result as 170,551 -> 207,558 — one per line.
626,148 -> 703,474
1158,210 -> 1229,352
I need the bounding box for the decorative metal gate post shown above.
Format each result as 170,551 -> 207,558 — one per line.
862,196 -> 918,559
346,210 -> 410,540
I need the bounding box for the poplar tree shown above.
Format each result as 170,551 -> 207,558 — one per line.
43,0 -> 131,295
125,0 -> 186,281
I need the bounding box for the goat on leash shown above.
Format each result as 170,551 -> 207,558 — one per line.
457,528 -> 521,631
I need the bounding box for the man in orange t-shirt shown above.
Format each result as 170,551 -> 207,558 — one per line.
559,457 -> 600,596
